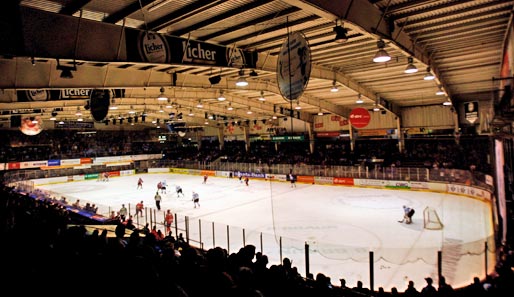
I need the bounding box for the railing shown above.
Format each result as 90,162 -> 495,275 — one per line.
4,158 -> 496,291
138,159 -> 492,190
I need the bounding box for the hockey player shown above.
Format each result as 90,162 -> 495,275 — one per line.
289,174 -> 296,188
137,177 -> 143,189
175,185 -> 184,197
135,200 -> 144,217
160,180 -> 167,194
398,205 -> 415,224
164,209 -> 174,234
192,191 -> 200,208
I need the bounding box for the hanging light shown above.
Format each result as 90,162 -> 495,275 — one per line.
330,80 -> 339,92
227,103 -> 234,111
404,57 -> 418,74
317,108 -> 323,116
443,99 -> 452,106
356,94 -> 364,104
373,39 -> 391,63
157,87 -> 167,101
196,100 -> 203,108
436,86 -> 445,95
247,107 -> 253,114
188,109 -> 194,116
129,106 -> 136,114
235,69 -> 248,87
295,102 -> 302,110
424,67 -> 435,80
75,106 -> 82,116
258,90 -> 266,101
218,90 -> 226,101
109,98 -> 118,110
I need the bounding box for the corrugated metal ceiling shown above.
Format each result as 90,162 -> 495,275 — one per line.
3,0 -> 512,128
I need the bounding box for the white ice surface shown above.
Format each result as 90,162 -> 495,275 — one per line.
37,173 -> 494,291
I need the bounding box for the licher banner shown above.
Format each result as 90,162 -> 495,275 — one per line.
125,28 -> 258,68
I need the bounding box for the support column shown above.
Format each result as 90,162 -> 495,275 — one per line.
217,126 -> 225,150
396,116 -> 404,154
197,129 -> 204,150
243,125 -> 250,152
349,127 -> 355,152
306,122 -> 315,154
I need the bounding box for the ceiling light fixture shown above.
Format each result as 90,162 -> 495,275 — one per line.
218,90 -> 226,101
157,87 -> 167,101
404,57 -> 418,74
236,69 -> 248,87
75,107 -> 82,116
258,90 -> 266,101
109,98 -> 118,110
373,39 -> 391,63
227,103 -> 234,111
436,86 -> 445,95
333,23 -> 348,43
317,108 -> 323,116
424,67 -> 435,80
443,99 -> 452,106
330,80 -> 339,92
295,102 -> 302,110
356,94 -> 364,104
196,100 -> 203,108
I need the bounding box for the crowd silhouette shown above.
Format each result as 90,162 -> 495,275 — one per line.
0,183 -> 513,296
0,129 -> 492,174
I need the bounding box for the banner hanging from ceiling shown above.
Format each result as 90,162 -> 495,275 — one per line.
125,29 -> 258,68
276,31 -> 311,101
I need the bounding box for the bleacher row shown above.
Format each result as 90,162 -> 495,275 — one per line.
0,129 -> 492,174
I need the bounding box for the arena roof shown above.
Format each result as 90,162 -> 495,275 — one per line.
0,0 -> 512,130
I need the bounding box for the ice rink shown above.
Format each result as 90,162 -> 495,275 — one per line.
36,173 -> 495,291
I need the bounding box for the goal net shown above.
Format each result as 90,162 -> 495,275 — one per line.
423,206 -> 444,230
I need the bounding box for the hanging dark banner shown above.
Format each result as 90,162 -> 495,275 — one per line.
125,29 -> 258,68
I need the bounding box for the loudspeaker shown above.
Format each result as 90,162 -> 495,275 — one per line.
209,75 -> 221,85
90,89 -> 111,121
